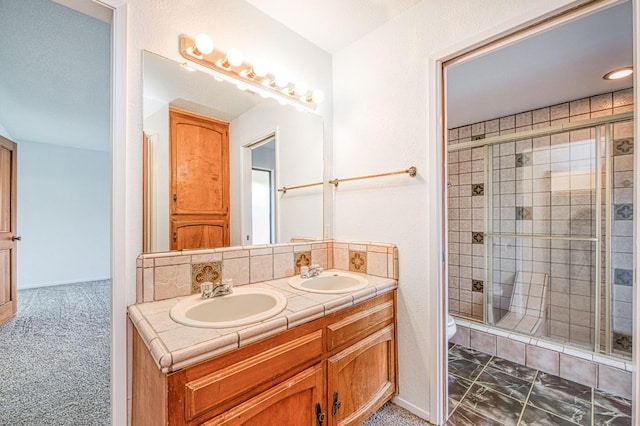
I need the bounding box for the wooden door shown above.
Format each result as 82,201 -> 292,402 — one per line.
169,109 -> 229,250
327,325 -> 396,426
202,364 -> 326,426
0,136 -> 17,326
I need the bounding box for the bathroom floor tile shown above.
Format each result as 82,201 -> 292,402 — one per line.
449,358 -> 487,381
474,366 -> 532,402
461,383 -> 524,425
519,404 -> 580,426
488,357 -> 537,382
593,390 -> 632,426
448,374 -> 473,404
527,373 -> 591,425
449,345 -> 493,365
447,404 -> 508,425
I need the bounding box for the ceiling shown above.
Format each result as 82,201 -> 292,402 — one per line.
245,0 -> 422,53
0,0 -> 110,151
0,1 -> 633,152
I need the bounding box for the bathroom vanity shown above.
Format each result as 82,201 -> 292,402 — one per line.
129,272 -> 398,425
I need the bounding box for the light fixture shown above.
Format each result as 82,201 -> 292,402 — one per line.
603,67 -> 633,80
186,33 -> 214,59
179,34 -> 324,110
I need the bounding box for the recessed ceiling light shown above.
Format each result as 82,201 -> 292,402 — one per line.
603,67 -> 633,80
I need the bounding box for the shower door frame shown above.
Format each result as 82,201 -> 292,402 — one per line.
447,111 -> 633,355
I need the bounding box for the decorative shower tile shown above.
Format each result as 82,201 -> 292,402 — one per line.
613,138 -> 634,155
472,183 -> 484,196
190,261 -> 222,294
614,268 -> 633,286
515,152 -> 533,168
348,250 -> 367,273
516,206 -> 533,220
472,280 -> 484,292
293,251 -> 311,274
612,332 -> 632,352
472,232 -> 484,244
613,204 -> 633,220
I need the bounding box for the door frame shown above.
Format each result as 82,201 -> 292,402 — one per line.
428,0 -> 639,423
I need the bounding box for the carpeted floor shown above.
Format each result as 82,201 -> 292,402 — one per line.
0,280 -> 111,425
363,402 -> 431,425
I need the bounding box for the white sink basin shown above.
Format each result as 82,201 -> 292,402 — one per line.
170,287 -> 287,328
288,271 -> 368,294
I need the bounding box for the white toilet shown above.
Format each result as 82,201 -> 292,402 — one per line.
447,314 -> 457,341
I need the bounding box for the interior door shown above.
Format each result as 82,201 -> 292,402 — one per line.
169,109 -> 230,250
0,136 -> 17,326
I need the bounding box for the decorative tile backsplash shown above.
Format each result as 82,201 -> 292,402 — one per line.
136,240 -> 398,303
191,262 -> 222,294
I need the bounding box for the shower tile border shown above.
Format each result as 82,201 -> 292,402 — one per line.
451,317 -> 632,400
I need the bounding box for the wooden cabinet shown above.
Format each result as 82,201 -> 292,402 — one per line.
131,291 -> 397,426
169,109 -> 230,250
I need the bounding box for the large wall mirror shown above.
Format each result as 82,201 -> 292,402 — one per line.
142,50 -> 324,253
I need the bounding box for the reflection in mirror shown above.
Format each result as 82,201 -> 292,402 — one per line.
142,51 -> 324,252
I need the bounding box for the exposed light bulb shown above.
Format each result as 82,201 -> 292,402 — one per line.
194,34 -> 214,55
310,89 -> 325,104
226,48 -> 244,67
251,60 -> 268,78
293,82 -> 308,96
274,72 -> 289,88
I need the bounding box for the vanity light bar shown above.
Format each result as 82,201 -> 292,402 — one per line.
179,34 -> 323,111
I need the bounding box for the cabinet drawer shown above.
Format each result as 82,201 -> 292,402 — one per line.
326,298 -> 394,352
183,329 -> 323,421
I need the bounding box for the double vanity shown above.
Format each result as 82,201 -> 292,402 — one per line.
129,241 -> 398,425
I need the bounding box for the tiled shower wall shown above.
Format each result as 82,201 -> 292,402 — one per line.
448,88 -> 634,357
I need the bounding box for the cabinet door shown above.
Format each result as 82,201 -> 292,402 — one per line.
171,218 -> 227,250
202,363 -> 326,426
327,325 -> 396,426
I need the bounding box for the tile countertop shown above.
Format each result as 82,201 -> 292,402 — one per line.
128,270 -> 397,373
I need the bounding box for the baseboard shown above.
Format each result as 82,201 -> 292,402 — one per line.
391,396 -> 431,422
18,277 -> 111,290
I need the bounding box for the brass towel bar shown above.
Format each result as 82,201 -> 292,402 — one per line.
277,181 -> 323,193
329,166 -> 417,187
277,166 -> 418,193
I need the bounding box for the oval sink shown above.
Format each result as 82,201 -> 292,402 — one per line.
288,272 -> 368,294
170,287 -> 287,328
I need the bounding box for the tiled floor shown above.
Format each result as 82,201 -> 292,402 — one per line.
447,344 -> 632,425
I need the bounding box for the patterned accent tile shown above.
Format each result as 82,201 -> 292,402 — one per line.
191,261 -> 222,294
472,183 -> 484,196
472,280 -> 484,292
516,206 -> 533,220
349,250 -> 367,273
613,138 -> 634,155
613,204 -> 633,220
613,332 -> 632,352
472,232 -> 484,244
515,152 -> 532,167
614,268 -> 633,286
471,134 -> 486,141
294,251 -> 311,274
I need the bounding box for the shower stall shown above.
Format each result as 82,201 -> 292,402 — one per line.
447,90 -> 634,360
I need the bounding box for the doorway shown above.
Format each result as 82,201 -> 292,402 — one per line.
243,135 -> 277,245
0,0 -> 113,422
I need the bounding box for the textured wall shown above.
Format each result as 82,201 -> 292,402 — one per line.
332,0 -> 579,420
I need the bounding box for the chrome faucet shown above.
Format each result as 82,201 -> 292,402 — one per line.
201,279 -> 233,299
301,264 -> 323,278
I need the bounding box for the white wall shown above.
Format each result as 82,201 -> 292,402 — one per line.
126,0 -> 333,303
332,0 -> 580,421
16,140 -> 110,288
0,120 -> 12,139
230,103 -> 324,245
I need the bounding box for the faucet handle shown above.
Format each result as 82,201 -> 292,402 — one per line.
300,266 -> 310,278
201,281 -> 213,298
222,278 -> 233,290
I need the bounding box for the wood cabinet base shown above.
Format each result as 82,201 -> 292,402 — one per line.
131,291 -> 397,425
